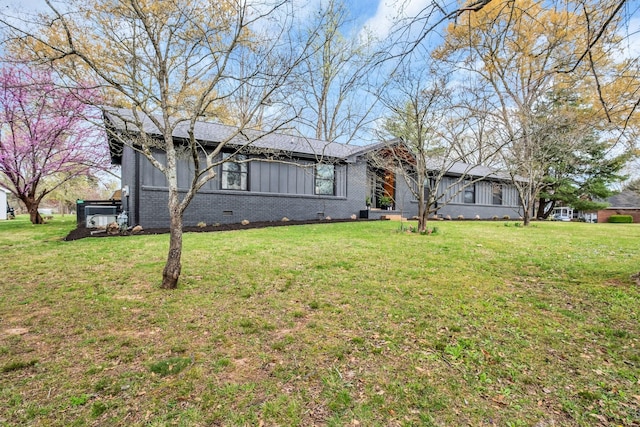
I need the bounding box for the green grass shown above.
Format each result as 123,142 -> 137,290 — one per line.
1,214 -> 639,426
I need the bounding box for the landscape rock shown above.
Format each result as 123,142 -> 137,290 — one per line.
106,222 -> 120,235
64,218 -> 365,241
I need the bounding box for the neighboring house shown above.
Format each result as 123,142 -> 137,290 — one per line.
0,187 -> 7,221
105,110 -> 523,228
597,190 -> 640,223
551,206 -> 598,223
552,206 -> 575,219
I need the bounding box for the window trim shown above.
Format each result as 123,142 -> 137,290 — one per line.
315,163 -> 335,196
492,183 -> 503,205
463,181 -> 475,204
221,153 -> 248,191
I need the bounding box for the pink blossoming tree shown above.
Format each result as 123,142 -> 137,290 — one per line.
0,64 -> 110,224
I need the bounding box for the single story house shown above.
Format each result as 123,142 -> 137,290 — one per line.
104,109 -> 523,228
0,187 -> 8,221
551,206 -> 598,223
597,190 -> 640,223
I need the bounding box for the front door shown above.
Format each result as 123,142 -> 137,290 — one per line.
374,169 -> 395,209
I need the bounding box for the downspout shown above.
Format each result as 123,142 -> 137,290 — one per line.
134,149 -> 141,226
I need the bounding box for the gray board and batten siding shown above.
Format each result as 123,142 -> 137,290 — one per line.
425,175 -> 523,219
106,109 -> 368,228
118,145 -> 368,228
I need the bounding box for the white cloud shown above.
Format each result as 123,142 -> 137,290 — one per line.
361,0 -> 434,39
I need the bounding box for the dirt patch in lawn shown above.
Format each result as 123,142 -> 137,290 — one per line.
64,218 -> 367,241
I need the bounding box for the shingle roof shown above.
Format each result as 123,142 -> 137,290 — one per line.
607,190 -> 640,208
348,138 -> 516,180
104,108 -> 360,161
439,160 -> 513,180
104,108 -> 518,180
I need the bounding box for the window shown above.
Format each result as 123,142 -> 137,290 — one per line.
315,164 -> 335,195
492,183 -> 503,205
463,181 -> 475,204
221,154 -> 248,190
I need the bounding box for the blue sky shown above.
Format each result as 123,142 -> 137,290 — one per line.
1,0 -> 433,39
3,0 -> 385,18
348,0 -> 379,21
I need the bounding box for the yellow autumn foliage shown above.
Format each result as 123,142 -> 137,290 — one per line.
434,0 -> 639,132
9,0 -> 255,122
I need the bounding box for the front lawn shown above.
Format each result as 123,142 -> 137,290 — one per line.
0,216 -> 638,426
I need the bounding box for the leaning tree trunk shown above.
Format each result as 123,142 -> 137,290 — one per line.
536,198 -> 554,220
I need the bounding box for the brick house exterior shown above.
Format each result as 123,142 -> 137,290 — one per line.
597,190 -> 640,223
597,208 -> 640,223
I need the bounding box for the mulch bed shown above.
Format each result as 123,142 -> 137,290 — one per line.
64,218 -> 366,241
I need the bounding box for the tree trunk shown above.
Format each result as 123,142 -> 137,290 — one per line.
523,200 -> 532,226
161,131 -> 183,289
536,198 -> 554,219
418,206 -> 429,233
23,198 -> 44,224
535,198 -> 545,219
416,189 -> 429,233
161,212 -> 183,289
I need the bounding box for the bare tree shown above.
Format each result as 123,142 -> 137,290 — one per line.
431,0 -> 638,225
292,0 -> 382,143
449,81 -> 506,168
1,0 -> 315,289
373,62 -> 502,232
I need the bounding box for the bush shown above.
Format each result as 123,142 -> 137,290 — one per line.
608,215 -> 633,223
